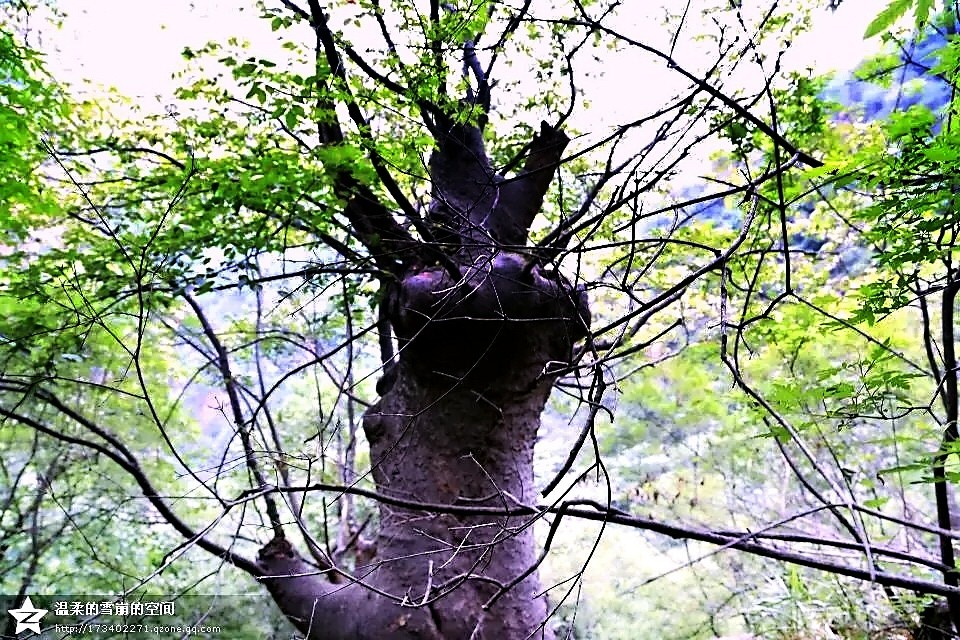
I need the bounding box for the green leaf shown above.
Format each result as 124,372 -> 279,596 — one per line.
864,0 -> 913,38
863,497 -> 889,509
914,0 -> 934,28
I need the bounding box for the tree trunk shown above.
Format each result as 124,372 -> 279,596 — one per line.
257,118 -> 585,639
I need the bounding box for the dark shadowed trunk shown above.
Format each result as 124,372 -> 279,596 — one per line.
256,110 -> 588,638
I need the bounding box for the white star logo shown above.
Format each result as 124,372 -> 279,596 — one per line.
7,596 -> 47,635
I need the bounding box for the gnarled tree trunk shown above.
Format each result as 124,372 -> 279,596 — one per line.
257,108 -> 586,638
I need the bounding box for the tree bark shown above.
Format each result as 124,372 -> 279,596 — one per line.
259,324 -> 579,639
257,118 -> 585,639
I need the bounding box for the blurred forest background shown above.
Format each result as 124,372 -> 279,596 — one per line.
5,0 -> 960,638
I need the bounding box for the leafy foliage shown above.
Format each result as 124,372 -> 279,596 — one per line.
11,1 -> 960,638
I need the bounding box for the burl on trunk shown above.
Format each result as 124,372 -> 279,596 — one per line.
257,115 -> 589,639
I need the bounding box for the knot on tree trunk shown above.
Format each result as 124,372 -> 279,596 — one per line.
389,250 -> 589,377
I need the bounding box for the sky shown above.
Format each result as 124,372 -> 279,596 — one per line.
42,0 -> 882,114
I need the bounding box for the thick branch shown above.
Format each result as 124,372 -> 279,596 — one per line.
256,537 -> 440,640
279,0 -> 421,272
254,482 -> 960,599
934,276 -> 960,632
491,121 -> 570,246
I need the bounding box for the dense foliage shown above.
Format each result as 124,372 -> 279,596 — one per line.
7,0 -> 960,638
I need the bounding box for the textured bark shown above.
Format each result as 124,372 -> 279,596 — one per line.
258,324 -> 580,639
258,118 -> 585,639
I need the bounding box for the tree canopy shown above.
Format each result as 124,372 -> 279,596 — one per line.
6,1 -> 960,638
